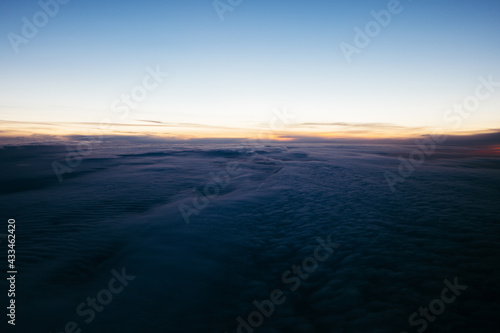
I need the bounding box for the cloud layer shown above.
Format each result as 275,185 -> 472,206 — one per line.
0,139 -> 499,332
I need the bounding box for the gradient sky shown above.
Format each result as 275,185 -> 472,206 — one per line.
1,0 -> 499,138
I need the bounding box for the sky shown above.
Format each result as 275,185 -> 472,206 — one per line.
1,0 -> 500,139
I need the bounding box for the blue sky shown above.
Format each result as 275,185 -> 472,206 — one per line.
1,0 -> 499,138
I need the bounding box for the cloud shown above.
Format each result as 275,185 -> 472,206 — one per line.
300,122 -> 417,129
2,141 -> 499,332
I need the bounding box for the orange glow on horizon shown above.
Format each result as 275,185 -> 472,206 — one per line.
1,120 -> 499,143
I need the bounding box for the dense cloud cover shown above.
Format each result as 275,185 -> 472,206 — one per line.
0,139 -> 499,332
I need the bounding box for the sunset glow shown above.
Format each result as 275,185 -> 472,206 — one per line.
1,1 -> 500,141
